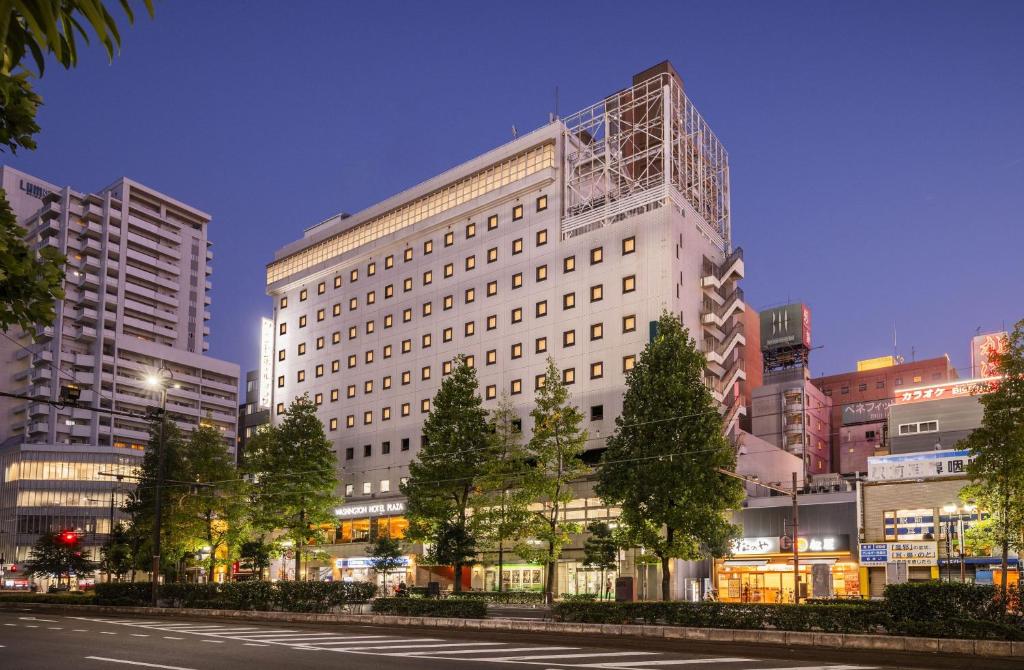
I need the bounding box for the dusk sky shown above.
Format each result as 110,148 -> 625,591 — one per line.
7,0 -> 1022,379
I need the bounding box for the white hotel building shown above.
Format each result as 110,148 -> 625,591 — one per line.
265,63 -> 747,596
0,166 -> 239,571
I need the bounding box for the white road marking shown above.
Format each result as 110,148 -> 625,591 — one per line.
243,643 -> 269,647
485,652 -> 659,662
25,624 -> 39,628
578,660 -> 752,668
162,636 -> 183,640
48,626 -> 64,630
100,631 -> 117,635
3,623 -> 16,626
201,640 -> 224,644
73,629 -> 88,632
397,647 -> 579,657
345,642 -> 510,651
130,633 -> 149,637
321,637 -> 442,648
84,658 -> 198,670
738,667 -> 876,670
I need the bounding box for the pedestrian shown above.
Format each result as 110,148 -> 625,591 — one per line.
396,581 -> 408,597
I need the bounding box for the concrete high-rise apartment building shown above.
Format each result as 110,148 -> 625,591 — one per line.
0,166 -> 239,570
264,63 -> 746,595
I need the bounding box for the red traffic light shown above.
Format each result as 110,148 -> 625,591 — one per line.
59,531 -> 78,544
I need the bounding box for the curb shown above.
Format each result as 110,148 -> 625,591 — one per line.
1,602 -> 1020,659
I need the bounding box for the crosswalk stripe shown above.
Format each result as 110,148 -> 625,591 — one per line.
333,642 -> 509,651
321,638 -> 443,649
393,646 -> 579,657
577,659 -> 752,668
484,651 -> 659,661
236,634 -> 385,641
737,667 -> 876,670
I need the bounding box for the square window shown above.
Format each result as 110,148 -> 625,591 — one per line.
443,327 -> 453,342
465,321 -> 475,336
465,255 -> 476,271
590,285 -> 603,302
488,214 -> 498,230
590,405 -> 604,421
591,323 -> 603,340
485,384 -> 497,400
536,300 -> 548,318
511,343 -> 522,359
623,354 -> 636,372
404,247 -> 414,262
536,264 -> 548,282
443,295 -> 454,310
563,330 -> 576,347
512,238 -> 523,255
466,222 -> 476,238
536,195 -> 548,212
385,254 -> 394,269
511,307 -> 523,323
563,256 -> 575,273
486,314 -> 497,330
486,349 -> 497,365
512,272 -> 523,289
444,231 -> 454,246
535,337 -> 547,353
487,280 -> 498,296
510,379 -> 522,395
487,247 -> 498,263
563,292 -> 576,310
512,204 -> 523,221
563,368 -> 575,385
424,239 -> 433,254
590,247 -> 603,264
622,275 -> 636,293
536,229 -> 548,246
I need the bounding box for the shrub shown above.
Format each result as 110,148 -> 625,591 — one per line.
560,593 -> 599,604
372,597 -> 487,618
448,591 -> 546,605
883,581 -> 1003,623
95,582 -> 151,606
160,583 -> 221,608
273,580 -> 376,613
0,593 -> 96,605
219,581 -> 275,611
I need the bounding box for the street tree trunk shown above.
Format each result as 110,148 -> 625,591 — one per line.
497,541 -> 504,593
661,527 -> 674,602
454,562 -> 463,593
545,538 -> 556,604
295,508 -> 305,581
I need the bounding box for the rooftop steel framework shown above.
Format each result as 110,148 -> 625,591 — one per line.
561,73 -> 730,249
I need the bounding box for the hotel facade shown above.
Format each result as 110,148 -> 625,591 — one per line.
265,63 -> 747,597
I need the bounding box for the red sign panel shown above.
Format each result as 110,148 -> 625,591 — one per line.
893,377 -> 1001,405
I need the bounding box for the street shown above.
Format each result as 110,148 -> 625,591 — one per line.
0,609 -> 1000,670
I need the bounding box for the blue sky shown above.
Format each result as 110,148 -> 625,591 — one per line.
8,0 -> 1022,378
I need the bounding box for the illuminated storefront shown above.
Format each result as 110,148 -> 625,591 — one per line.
715,535 -> 860,602
326,500 -> 415,591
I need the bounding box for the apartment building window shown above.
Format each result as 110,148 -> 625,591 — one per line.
334,276 -> 343,288
536,194 -> 548,211
443,327 -> 453,342
332,331 -> 341,344
487,314 -> 497,330
422,333 -> 432,348
278,349 -> 286,361
486,349 -> 497,365
536,229 -> 548,246
487,247 -> 498,263
465,255 -> 476,271
465,288 -> 475,303
347,385 -> 357,398
510,379 -> 522,395
404,247 -> 413,262
384,284 -> 394,299
280,322 -> 287,335
300,289 -> 308,301
512,204 -> 523,221
444,231 -> 454,247
622,236 -> 636,254
332,360 -> 340,372
383,375 -> 392,389
485,384 -> 496,400
385,254 -> 394,269
535,337 -> 547,354
364,379 -> 373,394
424,239 -> 433,254
298,342 -> 306,355
402,370 -> 411,385
277,375 -> 284,388
563,329 -> 576,347
276,403 -> 284,415
315,364 -> 324,378
511,343 -> 523,359
623,354 -> 636,372
563,292 -> 576,310
318,281 -> 326,295
348,298 -> 357,311
512,238 -> 523,255
563,255 -> 575,273
349,325 -> 358,340
421,399 -> 430,413
367,261 -> 376,276
403,308 -> 412,322
280,297 -> 288,309
591,405 -> 604,421
443,295 -> 453,310
382,441 -> 391,454
465,354 -> 475,368
365,350 -> 374,363
333,303 -> 342,316
363,411 -> 373,425
591,284 -> 604,302
401,339 -> 412,354
512,272 -> 523,289
536,264 -> 548,282
536,300 -> 548,318
466,222 -> 476,238
403,277 -> 413,292
329,418 -> 337,431
590,323 -> 603,340
382,406 -> 392,421
346,415 -> 355,428
330,388 -> 339,401
423,270 -> 433,285
443,360 -> 453,375
511,307 -> 523,323
563,368 -> 575,385
384,314 -> 393,328
444,263 -> 454,278
590,247 -> 603,264
622,275 -> 636,293
487,280 -> 498,297
465,321 -> 475,336
488,214 -> 498,230
366,320 -> 375,334
348,354 -> 357,368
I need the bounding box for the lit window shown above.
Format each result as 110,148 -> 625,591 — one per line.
383,376 -> 392,389
622,275 -> 636,293
590,285 -> 603,302
331,388 -> 339,401
350,269 -> 358,282
401,403 -> 410,416
466,222 -> 476,238
422,270 -> 432,286
316,336 -> 325,350
563,292 -> 576,310
276,403 -> 284,415
424,239 -> 433,254
443,327 -> 453,342
403,308 -> 413,322
300,289 -> 308,301
487,281 -> 498,297
590,247 -> 603,264
590,362 -> 604,380
444,232 -> 454,247
511,307 -> 523,323
465,288 -> 475,303
511,343 -> 522,359
563,368 -> 575,384
318,281 -> 326,295
422,333 -> 432,348
347,385 -> 356,398
404,247 -> 413,262
332,331 -> 341,344
348,354 -> 357,368
332,360 -> 340,372
366,320 -> 375,333
382,407 -> 391,421
364,379 -> 373,394
422,366 -> 431,380
402,370 -> 411,384
536,265 -> 548,282
536,300 -> 548,318
421,398 -> 430,413
465,321 -> 475,336
563,256 -> 575,273
486,349 -> 497,365
535,337 -> 547,353
277,375 -> 284,388
278,349 -> 286,361
364,411 -> 373,425
385,254 -> 394,269
334,276 -> 342,288
383,344 -> 392,359
367,261 -> 376,276
563,330 -> 576,347
349,298 -> 357,311
297,370 -> 305,383
333,303 -> 341,316
536,195 -> 548,211
622,236 -> 636,254
591,323 -> 603,340
317,308 -> 325,321
384,314 -> 393,328
280,322 -> 287,335
512,273 -> 523,289
444,263 -> 454,278
488,214 -> 498,230
485,384 -> 497,399
510,379 -> 522,395
512,238 -> 523,255
329,418 -> 338,431
443,295 -> 454,310
349,325 -> 358,340
299,315 -> 307,328
403,277 -> 413,292
536,229 -> 548,246
365,350 -> 374,363
465,355 -> 475,368
385,284 -> 394,299
402,339 -> 412,353
298,342 -> 306,355
315,364 -> 324,378
486,314 -> 497,330
512,204 -> 523,221
443,360 -> 453,375
422,301 -> 432,316
280,296 -> 288,309
363,482 -> 372,494
367,291 -> 376,305
535,374 -> 545,390
465,255 -> 476,271
487,247 -> 498,263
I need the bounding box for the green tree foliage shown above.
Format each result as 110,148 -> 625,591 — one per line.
245,395 -> 338,581
519,358 -> 588,603
402,355 -> 489,592
596,311 -> 744,602
960,319 -> 1024,609
367,534 -> 405,594
24,531 -> 97,586
239,538 -> 276,581
582,521 -> 618,599
0,1 -> 153,333
99,522 -> 133,582
471,396 -> 533,591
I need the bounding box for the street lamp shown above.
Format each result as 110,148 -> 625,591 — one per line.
146,366 -> 173,606
942,503 -> 977,582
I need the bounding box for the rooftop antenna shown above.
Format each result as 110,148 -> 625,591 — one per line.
511,125 -> 518,139
555,85 -> 560,121
892,321 -> 897,359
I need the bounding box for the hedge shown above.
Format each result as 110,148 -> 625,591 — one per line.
447,591 -> 545,605
371,597 -> 487,618
0,593 -> 96,605
93,581 -> 376,612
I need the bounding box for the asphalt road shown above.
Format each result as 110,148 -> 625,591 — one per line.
0,609 -> 1005,670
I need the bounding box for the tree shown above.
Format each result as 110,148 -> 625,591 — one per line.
471,396 -> 533,592
367,534 -> 405,595
960,320 -> 1024,610
596,311 -> 744,602
24,531 -> 97,586
99,522 -> 133,582
519,359 -> 588,603
582,522 -> 618,599
239,538 -> 276,581
402,355 -> 489,593
0,1 -> 153,333
246,395 -> 339,581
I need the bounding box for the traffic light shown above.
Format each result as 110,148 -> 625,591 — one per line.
59,530 -> 78,544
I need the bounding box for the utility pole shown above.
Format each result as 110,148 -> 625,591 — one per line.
792,471 -> 801,604
146,367 -> 174,607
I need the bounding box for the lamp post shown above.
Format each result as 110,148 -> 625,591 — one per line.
146,367 -> 174,606
942,503 -> 977,583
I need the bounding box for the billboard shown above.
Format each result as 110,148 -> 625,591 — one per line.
971,332 -> 1008,378
258,317 -> 274,410
842,399 -> 892,425
892,377 -> 1001,405
867,449 -> 975,482
859,542 -> 937,567
759,303 -> 810,352
856,356 -> 896,372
